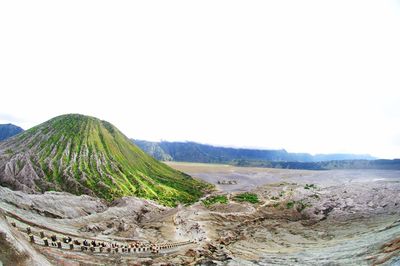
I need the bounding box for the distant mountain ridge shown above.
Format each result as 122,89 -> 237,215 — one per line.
0,115 -> 211,206
133,140 -> 376,163
230,159 -> 400,170
0,124 -> 23,141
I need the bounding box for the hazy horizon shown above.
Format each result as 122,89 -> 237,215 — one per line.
1,1 -> 400,159
0,114 -> 388,159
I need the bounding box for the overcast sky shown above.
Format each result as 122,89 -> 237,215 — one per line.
1,1 -> 400,159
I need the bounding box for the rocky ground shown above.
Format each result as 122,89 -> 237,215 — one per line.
1,167 -> 400,265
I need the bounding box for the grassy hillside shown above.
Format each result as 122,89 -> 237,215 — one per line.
0,114 -> 212,206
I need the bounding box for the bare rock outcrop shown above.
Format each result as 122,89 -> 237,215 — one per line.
0,186 -> 107,219
0,210 -> 52,266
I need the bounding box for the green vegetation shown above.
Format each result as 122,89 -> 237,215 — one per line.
286,201 -> 295,209
304,183 -> 317,190
296,201 -> 311,212
202,195 -> 228,207
233,192 -> 259,204
7,114 -> 213,206
286,200 -> 311,212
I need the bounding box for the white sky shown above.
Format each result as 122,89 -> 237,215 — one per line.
1,1 -> 400,159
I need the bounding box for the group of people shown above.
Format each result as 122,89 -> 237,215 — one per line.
24,226 -> 191,254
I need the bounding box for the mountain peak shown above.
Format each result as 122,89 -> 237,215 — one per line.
0,123 -> 24,142
0,114 -> 210,206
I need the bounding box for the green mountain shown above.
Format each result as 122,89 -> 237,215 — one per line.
0,114 -> 211,206
0,124 -> 23,141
